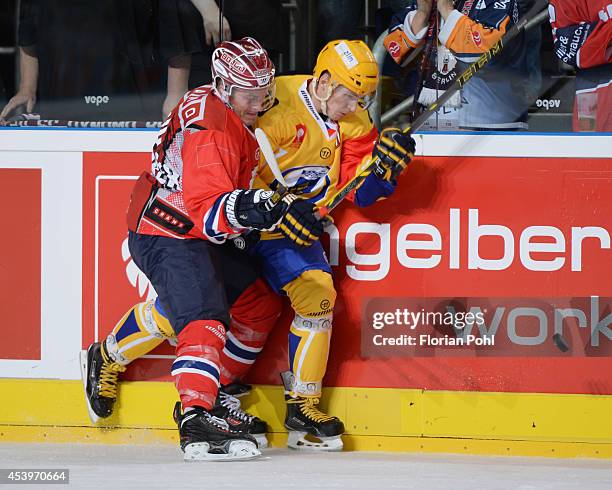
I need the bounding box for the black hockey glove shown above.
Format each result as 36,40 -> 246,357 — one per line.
225,189 -> 288,231
278,195 -> 329,247
372,128 -> 416,183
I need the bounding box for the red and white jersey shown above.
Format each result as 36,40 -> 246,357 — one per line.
141,85 -> 260,242
548,0 -> 612,69
549,1 -> 612,131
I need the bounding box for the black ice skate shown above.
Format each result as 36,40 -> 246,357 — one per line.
173,402 -> 261,461
214,383 -> 269,448
79,341 -> 126,423
281,371 -> 344,451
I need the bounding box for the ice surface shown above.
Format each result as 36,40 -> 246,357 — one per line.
0,443 -> 611,489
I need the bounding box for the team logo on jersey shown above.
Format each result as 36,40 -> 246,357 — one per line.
388,41 -> 401,59
232,236 -> 246,250
292,124 -> 307,146
205,322 -> 226,341
255,148 -> 260,162
283,166 -> 329,198
472,30 -> 482,47
320,147 -> 332,159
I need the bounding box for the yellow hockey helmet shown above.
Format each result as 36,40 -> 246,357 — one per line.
313,40 -> 379,97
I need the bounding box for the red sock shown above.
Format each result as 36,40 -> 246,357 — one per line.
172,320 -> 226,410
220,279 -> 282,385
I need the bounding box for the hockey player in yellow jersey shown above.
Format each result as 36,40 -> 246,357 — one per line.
252,39 -> 416,451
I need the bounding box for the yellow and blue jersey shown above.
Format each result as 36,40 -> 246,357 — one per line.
251,75 -> 394,293
253,75 -> 393,210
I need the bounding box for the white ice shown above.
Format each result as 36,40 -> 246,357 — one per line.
1,444 -> 611,489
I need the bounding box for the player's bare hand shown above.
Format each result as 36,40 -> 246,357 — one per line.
0,92 -> 36,120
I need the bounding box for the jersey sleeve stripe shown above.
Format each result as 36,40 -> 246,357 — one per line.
202,193 -> 232,242
438,9 -> 464,46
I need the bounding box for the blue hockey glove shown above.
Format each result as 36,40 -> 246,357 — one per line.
372,128 -> 415,183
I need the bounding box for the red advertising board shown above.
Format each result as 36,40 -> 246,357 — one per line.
82,153 -> 175,380
0,169 -> 41,359
82,153 -> 612,394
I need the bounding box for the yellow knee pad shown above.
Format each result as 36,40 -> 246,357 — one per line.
105,299 -> 175,365
283,269 -> 336,318
283,270 -> 336,397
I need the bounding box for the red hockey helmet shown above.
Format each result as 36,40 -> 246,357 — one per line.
211,37 -> 276,110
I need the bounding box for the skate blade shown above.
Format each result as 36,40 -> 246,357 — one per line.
184,441 -> 261,462
79,349 -> 100,425
253,433 -> 268,449
287,431 -> 343,452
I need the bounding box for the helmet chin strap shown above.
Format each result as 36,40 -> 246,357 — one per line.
310,78 -> 334,117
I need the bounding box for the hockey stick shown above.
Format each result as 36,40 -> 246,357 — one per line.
255,128 -> 334,225
254,127 -> 293,213
319,0 -> 549,215
410,1 -> 439,119
256,128 -> 329,196
254,128 -> 289,190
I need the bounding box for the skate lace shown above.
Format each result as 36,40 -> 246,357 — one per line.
98,362 -> 126,398
220,393 -> 255,423
293,397 -> 335,423
204,411 -> 234,432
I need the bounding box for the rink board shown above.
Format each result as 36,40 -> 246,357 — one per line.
0,129 -> 611,456
1,379 -> 612,458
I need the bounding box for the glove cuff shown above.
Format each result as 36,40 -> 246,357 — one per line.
224,189 -> 245,230
373,160 -> 391,182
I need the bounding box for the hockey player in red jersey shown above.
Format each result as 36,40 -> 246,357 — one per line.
81,38 -> 324,461
548,0 -> 612,131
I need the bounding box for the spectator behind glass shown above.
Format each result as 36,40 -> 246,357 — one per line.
0,0 -> 17,109
159,0 -> 208,118
548,0 -> 612,132
383,0 -> 539,131
160,0 -> 286,118
0,0 -> 164,122
317,0 -> 364,49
